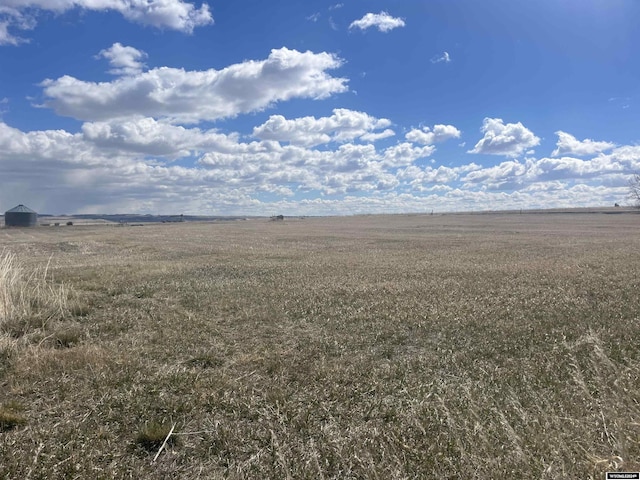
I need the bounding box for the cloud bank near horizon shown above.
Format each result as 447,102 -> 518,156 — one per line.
1,109 -> 636,215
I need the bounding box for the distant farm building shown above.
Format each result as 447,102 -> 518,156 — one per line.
4,204 -> 38,227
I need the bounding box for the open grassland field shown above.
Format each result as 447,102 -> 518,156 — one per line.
1,213 -> 640,479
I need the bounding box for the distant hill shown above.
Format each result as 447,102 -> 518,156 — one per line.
48,214 -> 252,224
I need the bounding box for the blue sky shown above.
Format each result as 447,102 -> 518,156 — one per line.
1,0 -> 639,215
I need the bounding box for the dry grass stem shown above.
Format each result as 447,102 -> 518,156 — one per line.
1,213 -> 639,478
153,423 -> 177,462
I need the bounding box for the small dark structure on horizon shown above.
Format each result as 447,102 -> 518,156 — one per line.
4,204 -> 38,227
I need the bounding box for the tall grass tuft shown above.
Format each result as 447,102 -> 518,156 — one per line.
0,250 -> 70,334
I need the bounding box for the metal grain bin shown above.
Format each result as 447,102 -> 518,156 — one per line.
5,204 -> 38,227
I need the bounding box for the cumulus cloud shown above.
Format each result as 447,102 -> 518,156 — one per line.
0,111 -> 436,208
431,52 -> 451,64
2,114 -> 638,214
0,121 -> 84,162
397,164 -> 478,191
463,159 -> 531,188
382,143 -> 436,167
0,0 -> 212,45
196,139 -> 406,196
81,117 -> 240,159
349,11 -> 405,32
462,146 -> 640,190
468,117 -> 540,157
360,129 -> 395,143
97,43 -> 148,76
40,47 -> 348,123
551,131 -> 616,157
252,109 -> 393,147
0,119 -> 285,213
405,124 -> 461,145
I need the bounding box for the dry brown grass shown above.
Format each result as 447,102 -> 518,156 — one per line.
0,250 -> 73,339
1,213 -> 640,478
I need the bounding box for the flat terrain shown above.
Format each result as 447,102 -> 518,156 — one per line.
1,213 -> 640,479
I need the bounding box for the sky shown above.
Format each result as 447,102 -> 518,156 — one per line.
0,0 -> 639,215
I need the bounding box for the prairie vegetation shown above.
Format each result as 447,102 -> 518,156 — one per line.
1,213 -> 639,479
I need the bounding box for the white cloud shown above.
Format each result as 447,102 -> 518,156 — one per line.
0,0 -> 212,45
0,97 -> 8,118
463,159 -> 531,188
382,143 -> 435,167
0,121 -> 84,162
252,109 -> 393,147
196,140 -> 406,196
551,131 -> 616,157
97,43 -> 148,76
0,20 -> 21,45
405,124 -> 461,145
462,146 -> 640,189
81,117 -> 240,159
0,7 -> 36,45
329,4 -> 343,10
107,0 -> 212,32
468,117 -> 540,157
0,119 -> 274,213
349,11 -> 405,32
360,129 -> 395,143
2,113 -> 639,215
41,47 -> 348,123
397,164 -> 477,191
431,52 -> 451,64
